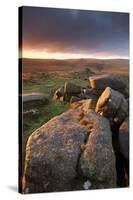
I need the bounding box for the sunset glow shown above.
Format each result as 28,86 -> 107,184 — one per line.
22,49 -> 129,60
23,50 -> 90,59
22,7 -> 129,60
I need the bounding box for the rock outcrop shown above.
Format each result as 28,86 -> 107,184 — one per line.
53,82 -> 89,103
89,74 -> 126,95
23,108 -> 116,193
22,73 -> 129,193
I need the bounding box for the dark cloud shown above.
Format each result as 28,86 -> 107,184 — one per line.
22,6 -> 129,57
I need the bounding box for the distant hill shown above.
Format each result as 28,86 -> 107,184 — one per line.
20,58 -> 129,75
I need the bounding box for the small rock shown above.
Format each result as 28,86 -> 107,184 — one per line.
22,93 -> 49,104
83,180 -> 92,190
53,87 -> 64,100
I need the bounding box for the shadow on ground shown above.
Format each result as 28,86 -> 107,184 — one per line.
7,185 -> 18,192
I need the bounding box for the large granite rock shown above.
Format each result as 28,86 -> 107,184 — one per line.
79,110 -> 116,189
95,87 -> 128,125
23,109 -> 88,193
23,108 -> 117,193
89,74 -> 126,95
118,117 -> 129,160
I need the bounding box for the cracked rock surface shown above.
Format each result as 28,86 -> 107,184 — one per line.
23,106 -> 116,193
79,110 -> 116,189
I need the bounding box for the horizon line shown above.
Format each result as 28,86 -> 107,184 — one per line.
20,56 -> 129,60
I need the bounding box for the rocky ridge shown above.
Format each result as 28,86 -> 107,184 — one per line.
22,74 -> 129,193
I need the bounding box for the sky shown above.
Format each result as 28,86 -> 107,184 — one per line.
21,6 -> 129,59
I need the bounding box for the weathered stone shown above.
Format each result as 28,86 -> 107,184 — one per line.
23,109 -> 39,116
77,93 -> 87,99
95,87 -> 128,126
70,96 -> 81,104
89,74 -> 126,95
80,99 -> 94,111
58,87 -> 64,95
95,87 -> 124,119
79,110 -> 116,188
63,82 -> 81,101
118,117 -> 129,160
64,82 -> 81,94
23,109 -> 88,193
23,109 -> 117,193
83,180 -> 92,190
22,93 -> 49,104
53,87 -> 64,100
70,99 -> 93,111
114,98 -> 129,125
70,101 -> 83,109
